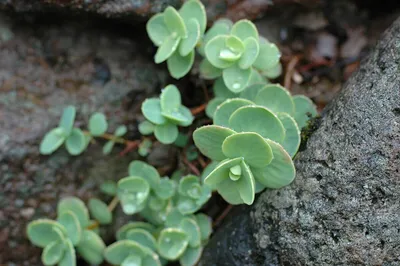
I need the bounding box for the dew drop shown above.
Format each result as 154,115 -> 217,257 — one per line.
232,83 -> 241,90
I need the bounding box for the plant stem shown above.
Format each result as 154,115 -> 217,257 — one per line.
108,196 -> 119,212
190,103 -> 207,115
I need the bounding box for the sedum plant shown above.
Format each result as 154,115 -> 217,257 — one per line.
147,0 -> 206,79
140,84 -> 194,144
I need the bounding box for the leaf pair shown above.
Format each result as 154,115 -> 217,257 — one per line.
147,0 -> 206,78
141,85 -> 194,144
176,175 -> 211,215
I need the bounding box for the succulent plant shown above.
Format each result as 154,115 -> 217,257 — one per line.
140,84 -> 194,144
147,0 -> 207,79
175,175 -> 211,215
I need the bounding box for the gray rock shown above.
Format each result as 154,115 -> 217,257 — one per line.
200,16 -> 400,266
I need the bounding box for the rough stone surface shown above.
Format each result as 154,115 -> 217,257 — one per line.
200,16 -> 400,266
0,12 -> 168,265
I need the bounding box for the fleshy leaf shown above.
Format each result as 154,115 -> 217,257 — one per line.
212,77 -> 237,99
164,6 -> 187,38
128,160 -> 160,189
213,98 -> 253,127
180,246 -> 203,266
88,198 -> 112,225
222,64 -> 251,93
239,37 -> 260,69
88,112 -> 108,136
162,105 -> 193,127
122,255 -> 141,266
27,219 -> 66,248
262,62 -> 282,79
217,178 -> 244,205
147,14 -> 170,46
225,36 -> 244,56
253,41 -> 281,71
239,83 -> 266,101
178,175 -> 200,197
40,127 -> 67,155
160,84 -> 181,113
126,228 -> 157,251
222,132 -> 273,168
65,128 -> 86,156
139,120 -> 155,135
205,35 -> 235,69
229,105 -> 285,143
104,240 -> 150,265
194,213 -> 212,241
117,176 -> 150,215
155,35 -> 181,64
142,255 -> 162,266
59,105 -> 76,136
198,19 -> 231,56
142,98 -> 166,125
179,19 -> 200,56
102,140 -> 114,155
206,97 -> 224,119
115,125 -> 127,137
236,160 -> 255,205
76,230 -> 105,265
179,0 -> 207,33
255,84 -> 295,115
193,125 -> 236,161
277,113 -> 300,158
231,19 -> 259,41
154,123 -> 179,144
167,50 -> 195,79
157,228 -> 189,260
199,59 -> 223,80
292,95 -> 318,129
154,177 -> 176,200
41,240 -> 65,266
204,157 -> 243,187
58,239 -> 76,266
252,140 -> 296,188
165,209 -> 185,228
117,222 -> 155,240
248,68 -> 267,85
57,197 -> 90,228
100,181 -> 117,196
57,211 -> 81,245
179,218 -> 201,247
148,195 -> 168,211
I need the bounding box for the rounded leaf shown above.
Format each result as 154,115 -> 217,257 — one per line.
213,98 -> 253,127
292,95 -> 318,129
206,97 -> 224,119
253,41 -> 281,71
59,105 -> 76,136
193,125 -> 236,161
57,211 -> 81,245
126,228 -> 157,251
41,240 -> 65,266
128,160 -> 160,189
164,6 -> 187,38
142,254 -> 162,266
251,139 -> 296,188
88,112 -> 108,136
57,197 -> 90,228
157,228 -> 189,260
239,37 -> 260,69
40,127 -> 66,155
248,68 -> 267,85
229,105 -> 285,143
225,36 -> 244,56
236,160 -> 255,205
205,35 -> 235,69
122,255 -> 141,266
179,19 -> 200,56
58,239 -> 76,266
204,157 -> 243,187
216,178 -> 244,205
212,76 -> 237,99
115,125 -> 127,137
179,218 -> 201,248
160,84 -> 181,113
117,222 -> 155,240
65,128 -> 86,156
222,132 -> 273,168
148,195 -> 168,211
154,177 -> 176,200
262,62 -> 282,79
138,120 -> 155,135
165,209 -> 185,228
178,175 -> 200,197
179,246 -> 203,266
147,13 -> 170,46
254,84 -> 295,115
102,140 -> 114,155
76,230 -> 105,265
88,198 -> 112,225
231,19 -> 258,41
277,112 -> 300,157
162,105 -> 194,127
198,19 -> 231,56
167,50 -> 195,79
155,35 -> 181,64
142,98 -> 166,125
239,83 -> 266,101
222,64 -> 251,93
199,59 -> 223,80
194,213 -> 212,241
154,123 -> 179,144
179,0 -> 207,33
117,176 -> 150,215
27,219 -> 66,248
104,240 -> 150,265
100,180 -> 117,196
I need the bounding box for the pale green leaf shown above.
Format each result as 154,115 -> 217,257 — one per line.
117,176 -> 150,215
116,222 -> 155,240
102,140 -> 114,155
57,211 -> 81,246
199,59 -> 223,80
204,157 -> 243,187
41,240 -> 65,266
213,98 -> 253,127
262,62 -> 282,79
154,123 -> 179,144
40,127 -> 67,155
115,125 -> 127,137
239,83 -> 266,101
76,230 -> 105,265
157,228 -> 189,260
194,213 -> 212,241
100,180 -> 117,196
180,246 -> 203,266
104,240 -> 150,265
254,84 -> 295,115
222,64 -> 251,93
160,84 -> 181,113
58,239 -> 76,266
179,0 -> 207,33
27,219 -> 66,248
155,35 -> 181,64
88,112 -> 108,136
164,6 -> 187,38
212,77 -> 237,99
59,105 -> 76,136
205,35 -> 235,69
57,197 -> 90,228
128,160 -> 160,189
167,50 -> 195,79
154,177 -> 176,200
236,160 -> 255,205
147,14 -> 170,46
141,98 -> 166,125
88,198 -> 112,225
179,19 -> 200,56
126,228 -> 157,251
239,37 -> 260,69
65,128 -> 86,156
253,41 -> 281,71
277,112 -> 300,158
292,95 -> 318,129
231,19 -> 258,41
138,120 -> 155,135
205,97 -> 224,119
179,218 -> 201,247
